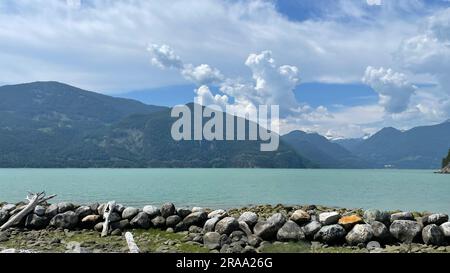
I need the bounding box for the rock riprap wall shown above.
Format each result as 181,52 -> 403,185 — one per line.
1,202 -> 450,253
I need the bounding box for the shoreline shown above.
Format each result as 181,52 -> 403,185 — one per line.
1,200 -> 450,253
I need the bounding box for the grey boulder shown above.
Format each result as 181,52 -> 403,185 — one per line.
143,205 -> 160,218
183,211 -> 208,227
303,221 -> 322,238
208,209 -> 227,219
50,211 -> 78,229
215,217 -> 239,235
371,221 -> 391,242
238,212 -> 258,227
34,205 -> 46,217
276,220 -> 305,241
389,220 -> 422,243
130,212 -> 151,229
390,212 -> 414,222
151,216 -> 166,229
25,214 -> 48,229
422,214 -> 448,226
314,224 -> 347,244
203,232 -> 221,250
363,209 -> 390,224
253,213 -> 286,240
440,222 -> 450,237
422,224 -> 445,246
204,217 -> 220,232
161,203 -> 176,218
165,215 -> 182,227
345,224 -> 373,245
57,202 -> 74,213
122,207 -> 139,220
318,212 -> 341,225
75,206 -> 92,219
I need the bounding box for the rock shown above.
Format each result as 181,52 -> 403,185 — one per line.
371,221 -> 390,242
208,209 -> 227,219
174,222 -> 187,232
108,212 -> 122,223
75,206 -> 92,219
238,221 -> 253,236
421,214 -> 448,226
277,220 -> 305,242
24,214 -> 48,229
441,222 -> 450,237
204,217 -> 220,232
57,202 -> 75,213
122,207 -> 139,220
189,225 -> 203,234
345,224 -> 373,245
143,205 -> 160,218
303,221 -> 322,238
89,202 -> 99,213
319,212 -> 341,225
50,211 -> 79,229
166,215 -> 182,227
230,231 -> 245,242
110,219 -> 130,230
94,222 -> 104,232
0,231 -> 10,242
253,213 -> 286,240
97,203 -> 106,216
161,203 -> 176,218
177,208 -> 192,219
34,205 -> 46,216
422,224 -> 445,246
247,234 -> 262,247
390,212 -> 414,222
151,216 -> 166,229
0,211 -> 9,225
45,204 -> 59,218
290,209 -> 310,225
363,209 -> 390,224
1,204 -> 16,212
389,220 -> 422,243
366,241 -> 381,251
116,204 -> 125,214
338,215 -> 364,230
131,212 -> 151,229
183,211 -> 208,227
81,215 -> 101,225
192,207 -> 204,213
111,229 -> 122,236
203,232 -> 221,250
314,224 -> 347,244
215,217 -> 239,235
238,212 -> 258,227
242,246 -> 257,253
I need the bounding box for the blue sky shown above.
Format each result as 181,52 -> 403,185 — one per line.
1,0 -> 450,138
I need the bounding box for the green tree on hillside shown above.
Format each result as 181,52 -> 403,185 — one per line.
443,149 -> 450,168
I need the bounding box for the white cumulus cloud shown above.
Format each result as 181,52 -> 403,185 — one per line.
182,64 -> 224,85
147,44 -> 183,70
363,66 -> 417,114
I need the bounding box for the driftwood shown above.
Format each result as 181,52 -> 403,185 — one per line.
101,201 -> 116,237
0,191 -> 56,231
125,232 -> 140,253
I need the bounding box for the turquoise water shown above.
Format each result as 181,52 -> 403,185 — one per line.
0,169 -> 449,213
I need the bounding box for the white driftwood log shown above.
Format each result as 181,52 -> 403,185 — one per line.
0,191 -> 56,231
125,232 -> 140,253
101,201 -> 116,237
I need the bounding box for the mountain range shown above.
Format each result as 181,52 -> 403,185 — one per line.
0,81 -> 449,169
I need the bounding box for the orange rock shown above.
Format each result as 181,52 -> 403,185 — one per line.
338,215 -> 363,229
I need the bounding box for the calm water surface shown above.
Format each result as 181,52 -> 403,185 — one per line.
0,169 -> 449,213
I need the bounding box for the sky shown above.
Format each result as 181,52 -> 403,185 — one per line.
1,0 -> 450,138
